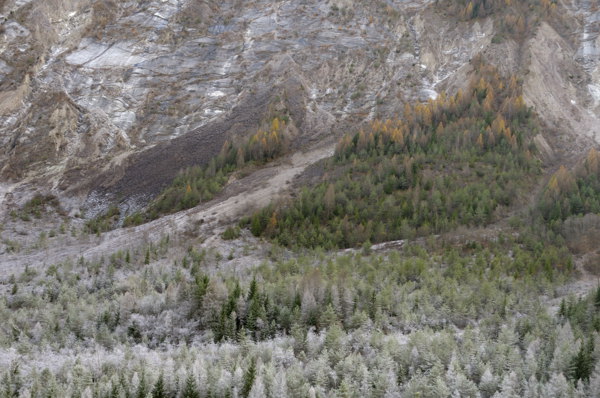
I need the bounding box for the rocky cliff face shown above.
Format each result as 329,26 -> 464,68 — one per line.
0,0 -> 488,210
0,0 -> 598,220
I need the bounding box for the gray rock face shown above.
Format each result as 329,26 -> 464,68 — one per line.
576,0 -> 600,108
0,0 -> 452,201
0,0 -> 597,214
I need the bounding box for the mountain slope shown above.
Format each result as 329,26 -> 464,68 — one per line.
2,1 -> 600,396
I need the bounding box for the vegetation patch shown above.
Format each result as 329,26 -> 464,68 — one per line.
103,118 -> 289,229
11,194 -> 62,221
538,149 -> 600,226
84,206 -> 120,235
246,61 -> 542,249
222,226 -> 241,240
442,0 -> 560,43
0,237 -> 583,397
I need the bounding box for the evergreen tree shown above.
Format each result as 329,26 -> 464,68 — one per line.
136,371 -> 149,398
181,373 -> 200,398
151,373 -> 166,398
247,374 -> 265,398
569,338 -> 594,382
589,361 -> 600,398
550,322 -> 577,375
109,380 -> 121,398
496,371 -> 521,398
574,380 -> 586,398
479,367 -> 497,398
241,359 -> 256,398
522,375 -> 540,398
542,373 -> 569,398
271,368 -> 288,398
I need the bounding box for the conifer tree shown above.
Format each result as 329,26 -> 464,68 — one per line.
522,375 -> 540,398
247,374 -> 265,398
589,360 -> 600,397
542,373 -> 569,398
480,367 -> 497,397
151,373 -> 166,398
496,371 -> 521,398
241,359 -> 256,398
569,338 -> 594,382
136,371 -> 149,398
272,368 -> 288,398
181,373 -> 200,398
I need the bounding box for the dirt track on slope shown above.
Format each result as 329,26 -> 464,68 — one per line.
0,143 -> 336,271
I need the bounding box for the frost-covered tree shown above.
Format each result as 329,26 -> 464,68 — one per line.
151,373 -> 166,398
573,380 -> 586,398
541,373 -> 569,398
522,375 -> 540,398
214,369 -> 232,397
523,340 -> 540,380
446,351 -> 479,397
271,368 -> 288,398
248,374 -> 265,398
588,360 -> 600,397
479,367 -> 497,398
495,371 -> 521,398
181,373 -> 200,398
550,322 -> 578,375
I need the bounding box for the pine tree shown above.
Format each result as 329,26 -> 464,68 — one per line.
558,299 -> 567,317
236,147 -> 245,168
550,322 -> 578,375
523,375 -> 539,398
2,362 -> 23,397
574,380 -> 586,398
181,373 -> 200,398
336,378 -> 353,398
324,184 -> 335,217
447,361 -> 478,397
136,371 -> 149,398
497,371 -> 521,398
247,374 -> 265,398
542,373 -> 569,398
272,368 -> 288,398
523,340 -> 540,380
594,285 -> 600,309
586,148 -> 600,175
241,359 -> 256,398
152,373 -> 166,398
479,366 -> 497,397
569,338 -> 594,382
589,360 -> 600,397
109,380 -> 121,398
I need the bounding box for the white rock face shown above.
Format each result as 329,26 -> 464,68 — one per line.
0,0 -> 457,191
577,0 -> 600,67
66,39 -> 146,68
589,84 -> 600,107
0,0 -> 597,201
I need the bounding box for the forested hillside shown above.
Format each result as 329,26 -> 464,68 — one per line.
2,0 -> 600,396
247,61 -> 541,248
0,239 -> 592,397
